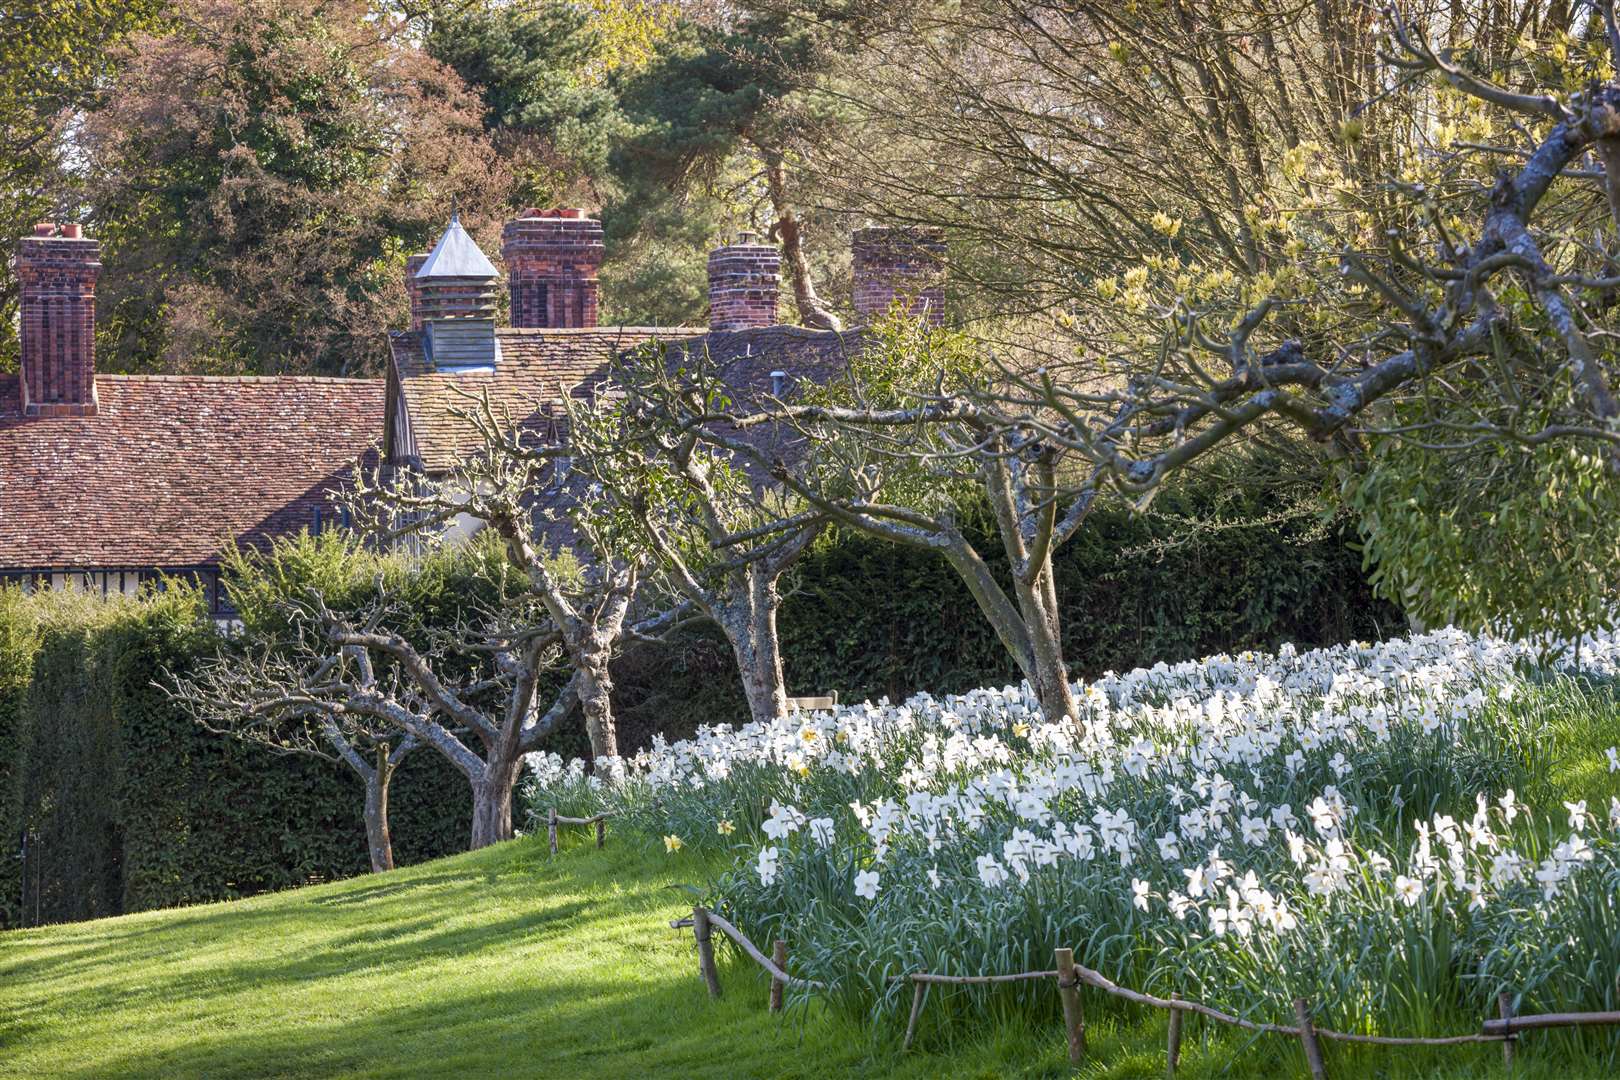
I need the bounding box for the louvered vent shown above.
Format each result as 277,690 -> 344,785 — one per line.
425,318 -> 499,372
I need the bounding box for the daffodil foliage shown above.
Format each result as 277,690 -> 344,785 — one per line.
528,628 -> 1620,1035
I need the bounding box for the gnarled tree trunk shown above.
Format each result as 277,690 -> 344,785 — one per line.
1014,565 -> 1078,725
577,655 -> 619,761
363,743 -> 398,872
939,533 -> 1077,725
717,564 -> 791,724
469,752 -> 525,849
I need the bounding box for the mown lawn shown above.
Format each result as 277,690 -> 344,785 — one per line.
1,825 -> 1613,1079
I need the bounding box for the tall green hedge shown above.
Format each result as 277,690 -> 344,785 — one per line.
2,462 -> 1399,927
1,587 -> 470,928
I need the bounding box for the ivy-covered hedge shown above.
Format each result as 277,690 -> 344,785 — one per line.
2,459 -> 1398,927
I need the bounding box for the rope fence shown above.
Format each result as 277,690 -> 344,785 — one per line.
541,808 -> 613,855
668,903 -> 1620,1078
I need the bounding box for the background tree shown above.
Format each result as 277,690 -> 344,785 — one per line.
0,0 -> 161,370
75,0 -> 513,376
609,7 -> 857,327
793,6 -> 1620,643
423,1 -> 630,210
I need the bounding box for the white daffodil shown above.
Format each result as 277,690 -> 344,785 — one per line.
757,846 -> 779,886
853,869 -> 880,901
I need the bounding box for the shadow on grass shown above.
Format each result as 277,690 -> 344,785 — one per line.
28,958 -> 907,1080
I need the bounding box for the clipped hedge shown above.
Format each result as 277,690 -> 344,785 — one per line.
1,586 -> 470,928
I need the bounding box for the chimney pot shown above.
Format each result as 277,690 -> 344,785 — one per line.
16,224 -> 102,417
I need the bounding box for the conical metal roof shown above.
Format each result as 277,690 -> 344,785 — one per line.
416,213 -> 499,280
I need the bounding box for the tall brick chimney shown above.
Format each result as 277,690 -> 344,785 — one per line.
851,226 -> 946,327
707,233 -> 780,331
15,222 -> 101,417
500,208 -> 604,329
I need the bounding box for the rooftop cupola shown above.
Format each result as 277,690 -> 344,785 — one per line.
415,213 -> 500,371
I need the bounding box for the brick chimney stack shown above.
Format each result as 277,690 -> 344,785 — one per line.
15,222 -> 101,417
851,226 -> 946,327
707,232 -> 780,331
501,208 -> 605,329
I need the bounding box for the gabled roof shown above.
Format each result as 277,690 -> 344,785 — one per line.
388,324 -> 861,474
389,326 -> 705,472
416,215 -> 498,280
0,374 -> 383,570
663,326 -> 862,473
664,326 -> 861,406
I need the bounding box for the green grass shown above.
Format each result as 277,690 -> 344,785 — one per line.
2,829 -> 1615,1078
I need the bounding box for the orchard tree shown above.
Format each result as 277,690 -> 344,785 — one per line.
353,392 -> 689,765
643,316 -> 1099,724
178,400 -> 684,849
176,638 -> 422,873
176,575 -> 582,850
566,344 -> 826,723
808,9 -> 1620,650
807,1 -> 1620,641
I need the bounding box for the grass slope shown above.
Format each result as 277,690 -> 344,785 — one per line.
2,827 -> 1614,1079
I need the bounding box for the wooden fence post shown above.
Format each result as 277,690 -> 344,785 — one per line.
1167,991 -> 1184,1077
693,906 -> 721,998
903,975 -> 930,1051
769,939 -> 787,1012
1498,992 -> 1515,1069
1293,997 -> 1328,1080
595,817 -> 606,849
547,808 -> 558,856
1055,947 -> 1086,1063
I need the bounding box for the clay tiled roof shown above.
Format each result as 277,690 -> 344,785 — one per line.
663,326 -> 864,469
390,326 -> 705,472
391,324 -> 862,473
665,326 -> 860,406
0,374 -> 383,570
